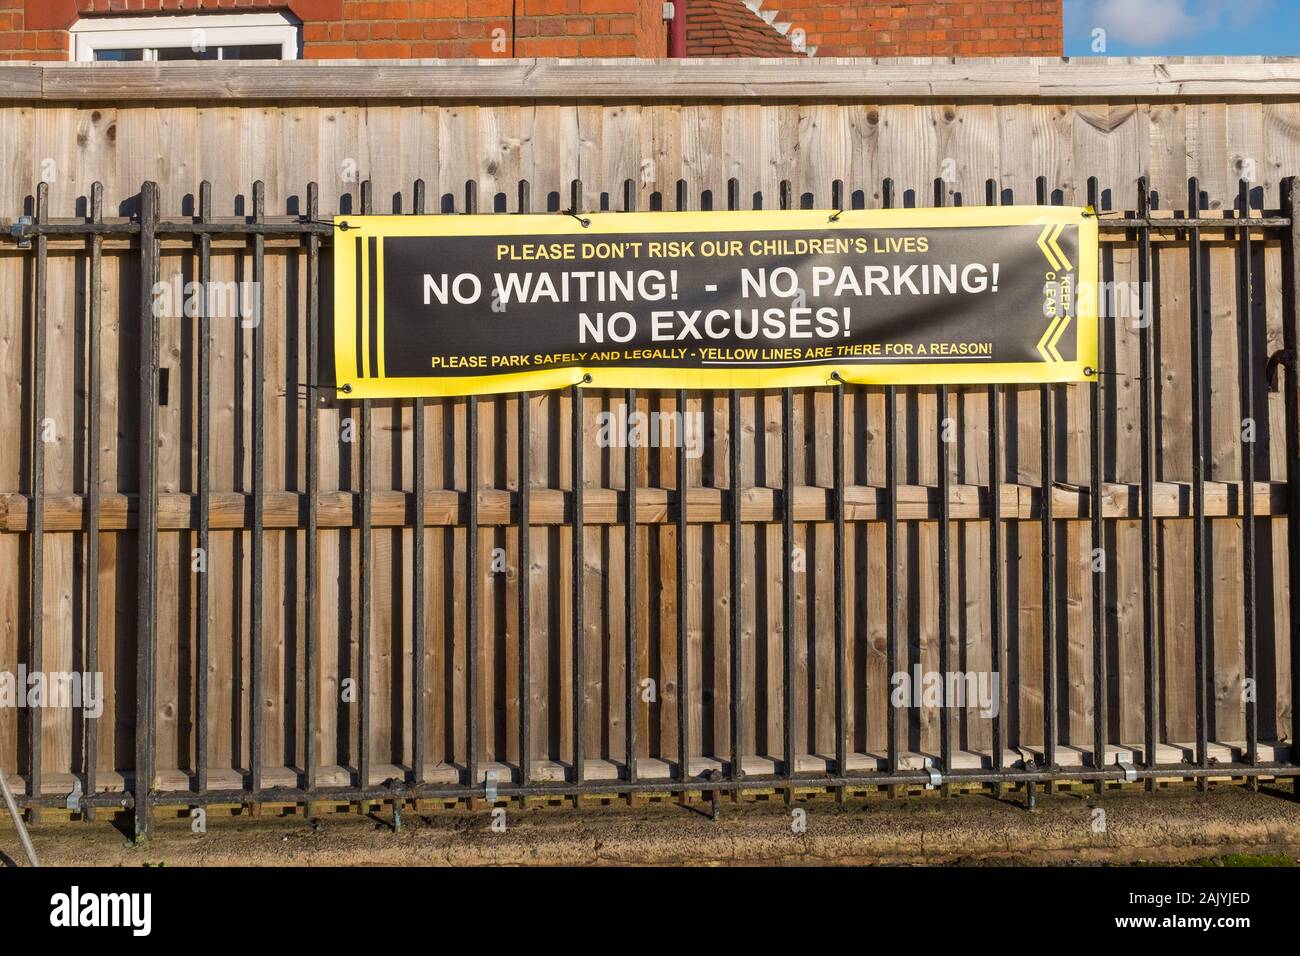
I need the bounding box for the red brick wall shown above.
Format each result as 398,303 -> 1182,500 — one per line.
633,0 -> 664,58
0,0 -> 669,61
312,1 -> 664,60
0,0 -> 1059,62
774,0 -> 1063,57
0,0 -> 63,60
0,2 -> 344,61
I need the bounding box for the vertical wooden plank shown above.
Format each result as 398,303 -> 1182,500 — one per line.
996,107 -> 1039,753
31,108 -> 79,788
1263,104 -> 1300,742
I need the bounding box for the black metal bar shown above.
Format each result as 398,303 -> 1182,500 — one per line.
677,336 -> 692,790
782,386 -> 796,782
883,177 -> 900,777
304,181 -> 319,795
465,389 -> 479,787
728,177 -> 742,784
1088,176 -> 1107,783
1038,177 -> 1057,773
1137,177 -> 1159,782
625,382 -> 638,785
833,360 -> 847,781
934,179 -> 952,777
518,382 -> 531,786
830,176 -> 847,789
567,180 -> 585,790
40,758 -> 1300,813
29,180 -> 47,812
8,213 -> 1290,243
465,180 -> 480,789
85,181 -> 104,815
407,185 -> 428,788
623,178 -> 637,787
249,178 -> 267,801
410,179 -> 426,788
8,221 -> 330,238
780,180 -> 795,784
674,180 -> 690,786
1239,178 -> 1258,768
986,179 -> 1005,781
358,180 -> 373,792
573,379 -> 585,787
1282,178 -> 1300,775
39,754 -> 1300,812
196,180 -> 212,795
1188,177 -> 1210,778
518,178 -> 532,788
249,180 -> 267,801
134,181 -> 161,843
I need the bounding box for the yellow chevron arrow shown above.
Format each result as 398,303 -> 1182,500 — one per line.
1037,224 -> 1060,270
1047,311 -> 1070,362
1048,222 -> 1072,272
1037,223 -> 1074,273
1037,313 -> 1064,362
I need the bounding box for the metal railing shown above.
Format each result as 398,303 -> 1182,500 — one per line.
2,172 -> 1298,843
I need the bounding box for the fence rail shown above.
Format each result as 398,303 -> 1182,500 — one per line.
1,171 -> 1298,842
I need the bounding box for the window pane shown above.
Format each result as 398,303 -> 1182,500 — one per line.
156,46 -> 219,61
219,44 -> 283,60
93,49 -> 144,62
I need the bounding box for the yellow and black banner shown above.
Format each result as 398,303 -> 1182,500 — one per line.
333,206 -> 1097,398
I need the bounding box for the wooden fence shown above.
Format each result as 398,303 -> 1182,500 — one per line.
1,59 -> 1299,836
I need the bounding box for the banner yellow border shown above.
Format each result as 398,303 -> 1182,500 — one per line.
334,206 -> 1098,398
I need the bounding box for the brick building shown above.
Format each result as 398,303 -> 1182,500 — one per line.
0,0 -> 1062,62
689,0 -> 1063,57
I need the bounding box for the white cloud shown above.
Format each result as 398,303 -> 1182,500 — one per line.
1067,0 -> 1274,48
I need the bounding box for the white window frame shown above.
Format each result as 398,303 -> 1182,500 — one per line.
70,13 -> 300,62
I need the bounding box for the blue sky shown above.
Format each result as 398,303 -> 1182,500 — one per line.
1063,0 -> 1300,55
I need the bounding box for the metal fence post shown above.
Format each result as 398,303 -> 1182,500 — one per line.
409,179 -> 425,792
623,178 -> 639,788
304,181 -> 321,799
1087,176 -> 1107,789
134,181 -> 161,844
84,181 -> 104,821
1280,178 -> 1300,779
196,181 -> 212,797
1136,177 -> 1159,789
249,181 -> 267,807
1238,178 -> 1258,771
28,181 -> 48,822
1188,177 -> 1210,787
358,180 -> 374,796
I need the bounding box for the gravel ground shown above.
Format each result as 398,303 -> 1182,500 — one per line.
7,784 -> 1300,867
